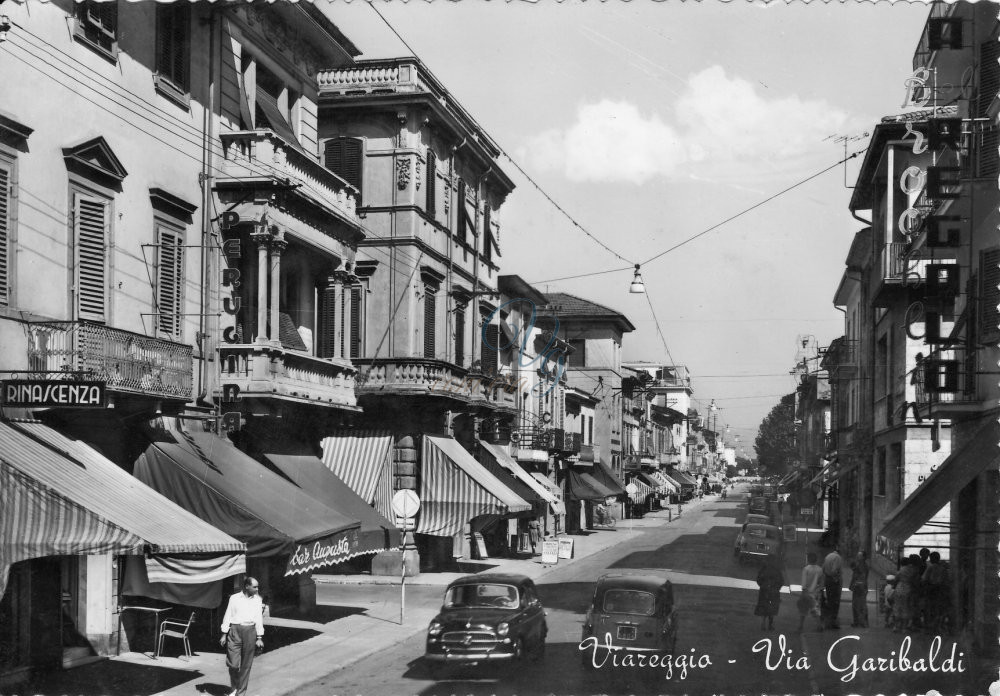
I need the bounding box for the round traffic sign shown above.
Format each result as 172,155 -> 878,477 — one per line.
391,489 -> 421,518
625,483 -> 638,495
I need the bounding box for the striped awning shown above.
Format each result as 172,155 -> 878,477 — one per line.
480,442 -> 566,515
417,436 -> 531,537
638,472 -> 666,494
650,471 -> 679,493
531,473 -> 566,512
0,421 -> 246,598
321,431 -> 394,521
628,477 -> 655,504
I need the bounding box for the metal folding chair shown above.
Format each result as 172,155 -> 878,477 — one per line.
155,612 -> 196,659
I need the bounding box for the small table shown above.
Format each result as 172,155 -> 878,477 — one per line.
116,606 -> 170,657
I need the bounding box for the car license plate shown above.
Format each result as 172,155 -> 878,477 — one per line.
617,625 -> 637,641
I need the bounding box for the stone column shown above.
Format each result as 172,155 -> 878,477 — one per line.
342,274 -> 356,360
373,433 -> 420,576
251,229 -> 270,344
268,236 -> 286,346
332,270 -> 349,359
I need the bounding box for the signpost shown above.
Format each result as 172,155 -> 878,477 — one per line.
625,483 -> 638,535
391,490 -> 420,625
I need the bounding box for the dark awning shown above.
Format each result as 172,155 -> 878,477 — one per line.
479,442 -> 565,515
590,459 -> 628,498
879,420 -> 999,545
263,452 -> 402,561
475,443 -> 545,514
0,421 -> 245,598
134,427 -> 360,575
668,470 -> 697,488
566,468 -> 614,501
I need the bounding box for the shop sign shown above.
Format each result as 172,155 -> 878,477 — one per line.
2,379 -> 106,408
288,528 -> 360,573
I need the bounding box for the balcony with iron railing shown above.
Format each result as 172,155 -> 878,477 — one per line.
912,345 -> 983,417
219,343 -> 357,409
217,130 -> 360,225
26,321 -> 193,402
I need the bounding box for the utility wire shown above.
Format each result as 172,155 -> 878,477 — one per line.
643,290 -> 676,369
368,3 -> 635,268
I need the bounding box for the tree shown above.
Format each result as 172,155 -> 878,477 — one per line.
754,393 -> 798,478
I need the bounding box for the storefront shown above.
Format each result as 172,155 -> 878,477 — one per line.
0,420 -> 245,687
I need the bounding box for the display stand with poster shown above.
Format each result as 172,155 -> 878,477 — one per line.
540,540 -> 559,564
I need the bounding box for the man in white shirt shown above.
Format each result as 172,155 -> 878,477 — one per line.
220,577 -> 264,696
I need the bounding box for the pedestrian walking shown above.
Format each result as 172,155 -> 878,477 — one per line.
797,552 -> 824,632
755,557 -> 786,631
892,556 -> 921,632
921,552 -> 947,632
220,577 -> 265,696
822,546 -> 843,629
527,518 -> 541,555
849,551 -> 869,628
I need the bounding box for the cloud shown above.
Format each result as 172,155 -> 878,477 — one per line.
523,66 -> 850,185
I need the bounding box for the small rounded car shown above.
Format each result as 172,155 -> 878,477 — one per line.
424,573 -> 547,672
580,572 -> 678,668
734,523 -> 784,564
746,513 -> 772,527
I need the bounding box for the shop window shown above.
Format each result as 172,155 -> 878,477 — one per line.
154,222 -> 184,338
74,1 -> 118,60
423,285 -> 437,359
324,137 -> 363,205
154,3 -> 191,105
72,190 -> 110,322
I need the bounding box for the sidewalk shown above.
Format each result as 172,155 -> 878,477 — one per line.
7,496 -> 710,696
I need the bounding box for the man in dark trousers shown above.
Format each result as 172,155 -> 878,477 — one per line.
220,577 -> 264,696
822,546 -> 844,629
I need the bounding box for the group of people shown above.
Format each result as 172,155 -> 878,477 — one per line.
884,548 -> 951,633
754,546 -> 871,632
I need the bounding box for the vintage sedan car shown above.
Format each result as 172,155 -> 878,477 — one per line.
746,513 -> 772,526
580,572 -> 678,667
734,523 -> 784,564
748,496 -> 771,516
424,573 -> 546,671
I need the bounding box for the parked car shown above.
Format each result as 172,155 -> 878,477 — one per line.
580,572 -> 678,667
748,496 -> 771,516
424,573 -> 546,673
746,513 -> 772,526
734,523 -> 784,564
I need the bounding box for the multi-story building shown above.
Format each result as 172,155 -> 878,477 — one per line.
795,369 -> 834,530
315,57 -> 533,569
873,2 -> 999,654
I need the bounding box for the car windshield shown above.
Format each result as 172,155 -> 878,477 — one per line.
602,589 -> 656,616
747,526 -> 776,539
444,583 -> 520,609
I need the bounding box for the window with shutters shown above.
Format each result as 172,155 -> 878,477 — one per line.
318,281 -> 337,359
456,179 -> 468,244
425,150 -> 437,216
480,321 -> 499,376
154,3 -> 191,105
979,38 -> 1000,118
980,247 -> 1000,343
423,286 -> 437,359
74,1 -> 118,60
325,138 -> 363,205
72,191 -> 110,322
973,126 -> 999,179
155,223 -> 184,338
255,63 -> 298,146
567,339 -> 586,368
454,306 -> 465,367
0,155 -> 13,307
483,204 -> 494,264
350,285 -> 363,359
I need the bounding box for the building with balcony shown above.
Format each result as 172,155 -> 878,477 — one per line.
623,362 -> 693,470
315,57 -> 528,569
872,1 -> 999,655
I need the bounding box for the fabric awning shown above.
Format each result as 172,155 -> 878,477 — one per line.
0,421 -> 246,597
809,458 -> 837,486
417,436 -> 531,537
879,420 -> 999,545
321,431 -> 395,521
566,468 -> 614,501
530,473 -> 567,514
637,472 -> 665,494
591,459 -> 628,498
263,453 -> 402,561
475,444 -> 546,513
628,477 -> 655,504
650,471 -> 679,493
135,427 -> 360,575
480,442 -> 566,515
669,470 -> 697,488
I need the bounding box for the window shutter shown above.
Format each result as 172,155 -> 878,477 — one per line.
454,306 -> 465,367
980,248 -> 1000,341
340,287 -> 347,357
171,6 -> 188,88
979,39 -> 1000,117
156,225 -> 183,338
324,138 -> 363,204
0,162 -> 9,306
350,286 -> 362,359
426,150 -> 436,216
483,204 -> 493,263
482,323 -> 499,375
318,284 -> 337,359
74,194 -> 108,321
423,287 -> 436,359
155,6 -> 173,79
457,179 -> 467,244
977,126 -> 999,179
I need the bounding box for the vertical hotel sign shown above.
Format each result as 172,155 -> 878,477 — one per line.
219,210 -> 243,434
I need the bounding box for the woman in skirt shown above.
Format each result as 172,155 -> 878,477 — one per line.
755,557 -> 787,631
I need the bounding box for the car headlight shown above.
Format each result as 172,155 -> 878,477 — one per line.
496,622 -> 510,637
428,622 -> 443,636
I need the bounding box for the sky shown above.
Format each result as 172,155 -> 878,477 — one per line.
320,0 -> 933,457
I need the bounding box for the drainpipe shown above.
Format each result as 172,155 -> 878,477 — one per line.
197,8 -> 217,404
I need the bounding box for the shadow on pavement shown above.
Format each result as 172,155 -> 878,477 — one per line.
270,603 -> 366,624
10,658 -> 201,696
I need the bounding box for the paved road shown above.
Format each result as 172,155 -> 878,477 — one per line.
304,486 -> 986,696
